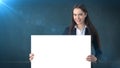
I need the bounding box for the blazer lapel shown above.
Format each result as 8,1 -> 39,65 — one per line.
71,27 -> 90,35
85,28 -> 90,35
71,28 -> 76,35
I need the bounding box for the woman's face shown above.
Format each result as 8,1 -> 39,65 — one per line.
73,8 -> 87,25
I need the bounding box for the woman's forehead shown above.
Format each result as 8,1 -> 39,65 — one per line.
73,8 -> 84,13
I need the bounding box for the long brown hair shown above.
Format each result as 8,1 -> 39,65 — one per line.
69,4 -> 101,48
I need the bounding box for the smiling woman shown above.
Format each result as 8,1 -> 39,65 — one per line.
63,4 -> 102,63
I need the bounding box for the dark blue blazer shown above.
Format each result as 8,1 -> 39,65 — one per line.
63,27 -> 102,62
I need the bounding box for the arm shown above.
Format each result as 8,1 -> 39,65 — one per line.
92,32 -> 102,63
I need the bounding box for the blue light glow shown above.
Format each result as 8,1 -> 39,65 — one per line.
0,0 -> 16,15
0,0 -> 4,5
0,0 -> 9,7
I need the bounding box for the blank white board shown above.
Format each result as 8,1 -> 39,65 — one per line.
31,35 -> 91,68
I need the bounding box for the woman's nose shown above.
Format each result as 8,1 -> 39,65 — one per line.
76,16 -> 80,19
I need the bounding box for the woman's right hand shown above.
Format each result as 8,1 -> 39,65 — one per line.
29,53 -> 34,61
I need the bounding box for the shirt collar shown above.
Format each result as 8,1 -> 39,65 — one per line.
74,25 -> 87,35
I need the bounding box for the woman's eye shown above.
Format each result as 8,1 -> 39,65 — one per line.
73,14 -> 77,16
79,13 -> 83,16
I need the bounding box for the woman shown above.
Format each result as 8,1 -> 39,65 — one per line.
63,4 -> 102,63
29,4 -> 102,63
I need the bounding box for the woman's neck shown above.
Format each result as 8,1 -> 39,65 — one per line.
77,23 -> 85,30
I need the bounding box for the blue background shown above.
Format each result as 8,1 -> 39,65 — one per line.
0,0 -> 120,68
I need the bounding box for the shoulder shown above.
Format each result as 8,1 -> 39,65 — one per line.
64,26 -> 69,31
63,26 -> 70,35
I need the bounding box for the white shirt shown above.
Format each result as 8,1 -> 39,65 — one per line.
75,25 -> 87,35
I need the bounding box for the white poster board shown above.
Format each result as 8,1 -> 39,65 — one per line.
31,35 -> 91,68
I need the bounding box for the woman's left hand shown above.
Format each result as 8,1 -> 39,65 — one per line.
86,55 -> 97,62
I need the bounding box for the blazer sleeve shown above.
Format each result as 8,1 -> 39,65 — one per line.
92,33 -> 102,63
62,27 -> 69,35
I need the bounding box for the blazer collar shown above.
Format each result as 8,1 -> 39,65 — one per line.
71,27 -> 90,35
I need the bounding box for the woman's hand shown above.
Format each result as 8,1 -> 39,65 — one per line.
29,53 -> 34,61
86,55 -> 97,62
29,54 -> 97,62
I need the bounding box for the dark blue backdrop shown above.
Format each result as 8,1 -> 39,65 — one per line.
0,0 -> 120,68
